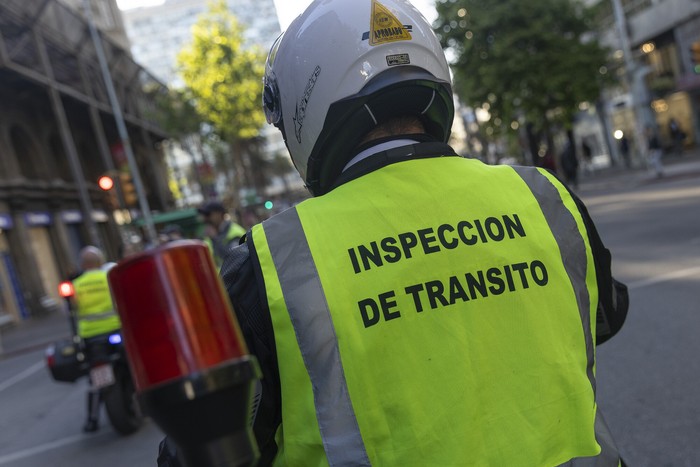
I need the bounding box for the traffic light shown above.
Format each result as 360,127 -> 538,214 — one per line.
691,41 -> 700,74
98,174 -> 118,209
264,200 -> 274,210
119,171 -> 138,207
98,175 -> 114,191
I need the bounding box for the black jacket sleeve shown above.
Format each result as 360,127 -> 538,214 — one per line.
570,191 -> 629,345
220,239 -> 281,465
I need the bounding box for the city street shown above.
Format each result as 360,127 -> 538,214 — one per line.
0,349 -> 165,467
579,161 -> 700,467
0,159 -> 699,466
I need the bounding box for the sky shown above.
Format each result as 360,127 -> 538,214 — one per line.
115,0 -> 438,30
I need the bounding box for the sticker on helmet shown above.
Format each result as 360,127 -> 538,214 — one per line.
386,53 -> 410,66
369,0 -> 412,46
294,66 -> 321,144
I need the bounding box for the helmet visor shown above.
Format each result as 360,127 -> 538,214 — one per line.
263,33 -> 285,125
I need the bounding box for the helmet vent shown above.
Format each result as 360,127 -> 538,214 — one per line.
421,90 -> 436,115
364,104 -> 378,125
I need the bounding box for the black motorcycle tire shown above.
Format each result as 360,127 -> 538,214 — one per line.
103,366 -> 143,435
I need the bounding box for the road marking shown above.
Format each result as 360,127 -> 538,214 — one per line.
627,265 -> 700,290
0,432 -> 107,465
0,360 -> 44,393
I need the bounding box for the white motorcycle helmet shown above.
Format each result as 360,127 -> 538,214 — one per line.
263,0 -> 454,195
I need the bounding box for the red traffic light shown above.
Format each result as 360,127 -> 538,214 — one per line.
58,281 -> 74,298
98,175 -> 114,191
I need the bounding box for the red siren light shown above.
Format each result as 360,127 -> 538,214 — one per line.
108,240 -> 261,467
107,240 -> 249,392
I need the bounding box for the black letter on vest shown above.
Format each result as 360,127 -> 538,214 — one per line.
405,284 -> 425,312
504,214 -> 526,239
487,268 -> 505,295
381,236 -> 402,264
531,260 -> 549,286
511,262 -> 530,288
485,217 -> 505,241
348,248 -> 361,274
398,232 -> 418,259
418,228 -> 440,254
426,280 -> 449,309
379,291 -> 401,321
359,298 -> 380,328
359,241 -> 383,271
437,224 -> 458,249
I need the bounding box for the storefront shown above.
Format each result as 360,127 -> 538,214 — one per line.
24,212 -> 63,309
0,214 -> 26,324
650,91 -> 696,149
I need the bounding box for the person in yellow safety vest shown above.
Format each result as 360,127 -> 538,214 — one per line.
72,246 -> 120,433
197,200 -> 246,268
158,1 -> 630,465
73,246 -> 120,340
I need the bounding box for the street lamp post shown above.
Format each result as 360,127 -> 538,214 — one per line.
82,0 -> 158,245
610,0 -> 655,167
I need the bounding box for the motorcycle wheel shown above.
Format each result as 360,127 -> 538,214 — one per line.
103,367 -> 143,435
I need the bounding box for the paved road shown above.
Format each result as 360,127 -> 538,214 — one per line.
580,166 -> 700,466
0,348 -> 164,467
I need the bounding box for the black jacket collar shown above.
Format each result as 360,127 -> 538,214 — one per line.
328,136 -> 459,192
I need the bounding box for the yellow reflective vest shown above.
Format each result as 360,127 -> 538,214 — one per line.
73,269 -> 120,339
205,221 -> 247,267
252,155 -> 621,466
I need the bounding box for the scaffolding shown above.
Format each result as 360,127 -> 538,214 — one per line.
0,0 -> 168,246
0,0 -> 166,135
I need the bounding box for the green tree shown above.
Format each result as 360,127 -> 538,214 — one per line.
177,0 -> 267,203
435,0 -> 609,163
152,89 -> 215,199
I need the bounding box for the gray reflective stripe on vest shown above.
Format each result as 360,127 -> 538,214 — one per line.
263,209 -> 371,467
78,310 -> 118,321
514,167 -> 619,465
512,166 -> 596,396
555,412 -> 621,466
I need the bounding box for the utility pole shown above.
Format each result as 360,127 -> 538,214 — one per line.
610,0 -> 655,167
82,0 -> 158,245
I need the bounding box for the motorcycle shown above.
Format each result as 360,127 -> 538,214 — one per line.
45,280 -> 143,435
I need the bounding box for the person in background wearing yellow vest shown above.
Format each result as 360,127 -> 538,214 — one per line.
159,1 -> 630,465
72,246 -> 120,432
197,200 -> 246,267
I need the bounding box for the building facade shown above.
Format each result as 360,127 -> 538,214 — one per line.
598,0 -> 700,164
0,0 -> 172,325
59,0 -> 132,52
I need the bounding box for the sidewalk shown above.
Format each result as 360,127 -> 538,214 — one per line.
0,308 -> 73,359
577,147 -> 700,194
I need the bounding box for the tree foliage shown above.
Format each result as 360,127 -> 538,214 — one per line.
153,88 -> 202,137
177,0 -> 266,142
175,0 -> 268,202
435,0 -> 608,134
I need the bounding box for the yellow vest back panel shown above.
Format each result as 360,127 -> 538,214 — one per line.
73,269 -> 120,338
255,157 -> 600,466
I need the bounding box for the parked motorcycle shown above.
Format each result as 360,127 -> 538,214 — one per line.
45,280 -> 143,435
